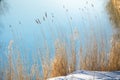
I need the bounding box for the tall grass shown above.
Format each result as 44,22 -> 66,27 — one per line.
2,31 -> 120,80
50,41 -> 68,77
108,40 -> 120,71
107,0 -> 120,27
106,0 -> 120,71
80,40 -> 120,71
1,0 -> 120,80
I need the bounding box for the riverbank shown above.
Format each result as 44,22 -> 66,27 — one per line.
48,70 -> 120,80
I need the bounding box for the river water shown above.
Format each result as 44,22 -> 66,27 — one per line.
0,0 -> 113,73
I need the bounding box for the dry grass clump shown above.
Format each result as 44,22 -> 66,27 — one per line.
79,40 -> 108,71
5,40 -> 25,80
41,48 -> 52,80
108,40 -> 120,71
4,40 -> 42,80
3,32 -> 120,80
80,39 -> 120,71
49,35 -> 120,77
49,38 -> 120,79
50,42 -> 68,77
4,39 -> 77,80
106,0 -> 120,71
50,40 -> 76,77
1,0 -> 120,79
107,0 -> 120,27
4,36 -> 120,80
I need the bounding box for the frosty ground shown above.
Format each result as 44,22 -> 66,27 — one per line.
48,70 -> 120,80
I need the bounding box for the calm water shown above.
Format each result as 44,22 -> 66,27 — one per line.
0,0 -> 113,70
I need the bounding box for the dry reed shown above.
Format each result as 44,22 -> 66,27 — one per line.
107,0 -> 120,27
1,0 -> 120,79
3,33 -> 120,80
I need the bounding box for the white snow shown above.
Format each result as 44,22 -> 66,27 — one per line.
47,70 -> 120,80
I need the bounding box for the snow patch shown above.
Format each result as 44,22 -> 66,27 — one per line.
47,70 -> 120,80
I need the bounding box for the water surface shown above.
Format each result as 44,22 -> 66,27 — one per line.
0,0 -> 113,71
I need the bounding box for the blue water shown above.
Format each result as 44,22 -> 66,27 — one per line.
0,0 -> 113,72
